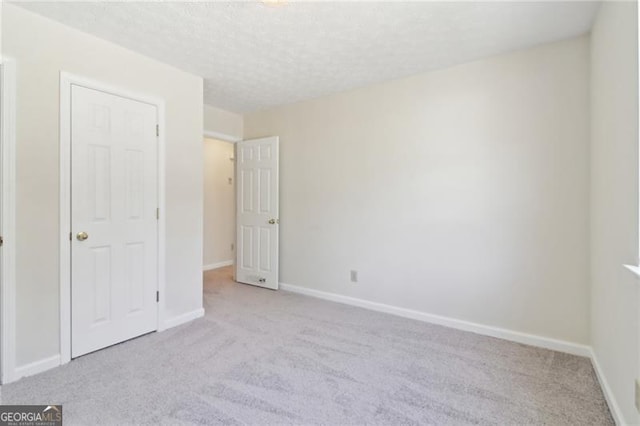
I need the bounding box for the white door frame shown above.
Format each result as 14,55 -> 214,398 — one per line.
1,57 -> 17,384
59,72 -> 166,364
203,130 -> 241,143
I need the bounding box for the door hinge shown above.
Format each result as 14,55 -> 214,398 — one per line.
0,236 -> 3,247
69,232 -> 72,241
156,291 -> 159,302
156,124 -> 159,137
156,208 -> 160,220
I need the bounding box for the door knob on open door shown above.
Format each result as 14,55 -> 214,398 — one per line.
76,231 -> 89,241
268,219 -> 276,224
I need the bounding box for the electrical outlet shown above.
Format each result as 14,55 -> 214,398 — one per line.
228,177 -> 233,185
636,379 -> 640,412
350,270 -> 358,283
231,243 -> 234,251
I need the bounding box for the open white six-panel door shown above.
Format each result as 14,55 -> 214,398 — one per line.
235,136 -> 279,290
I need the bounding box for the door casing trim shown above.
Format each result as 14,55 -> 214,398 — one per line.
203,129 -> 240,143
1,57 -> 17,384
59,72 -> 166,364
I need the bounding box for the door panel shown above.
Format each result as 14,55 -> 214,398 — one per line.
124,242 -> 145,314
71,85 -> 158,358
235,137 -> 279,290
90,246 -> 112,324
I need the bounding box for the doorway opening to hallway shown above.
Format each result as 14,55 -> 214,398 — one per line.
203,138 -> 236,273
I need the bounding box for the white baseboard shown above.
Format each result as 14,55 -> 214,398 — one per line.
590,349 -> 625,426
279,283 -> 591,357
7,308 -> 205,383
203,260 -> 233,271
13,355 -> 61,382
0,285 -> 622,425
161,308 -> 205,330
283,282 -> 624,421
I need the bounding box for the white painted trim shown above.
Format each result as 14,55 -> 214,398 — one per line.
204,130 -> 241,143
59,73 -> 71,365
280,282 -> 591,357
161,308 -> 205,330
590,348 -> 625,426
59,72 -> 166,364
0,57 -> 17,384
203,260 -> 233,271
13,355 -> 61,381
623,264 -> 640,278
11,307 -> 203,381
157,102 -> 167,336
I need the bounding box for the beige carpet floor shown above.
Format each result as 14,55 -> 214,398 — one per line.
1,266 -> 613,425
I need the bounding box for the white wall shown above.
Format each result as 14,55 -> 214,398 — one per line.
2,4 -> 204,368
245,36 -> 591,345
203,138 -> 235,268
590,2 -> 640,424
204,104 -> 243,141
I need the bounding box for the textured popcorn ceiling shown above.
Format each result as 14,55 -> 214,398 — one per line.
14,1 -> 599,113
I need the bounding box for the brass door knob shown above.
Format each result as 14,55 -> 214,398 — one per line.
268,219 -> 276,224
76,231 -> 89,241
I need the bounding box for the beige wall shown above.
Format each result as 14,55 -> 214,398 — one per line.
3,4 -> 204,367
203,138 -> 235,268
245,36 -> 591,345
590,2 -> 640,424
204,104 -> 243,141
